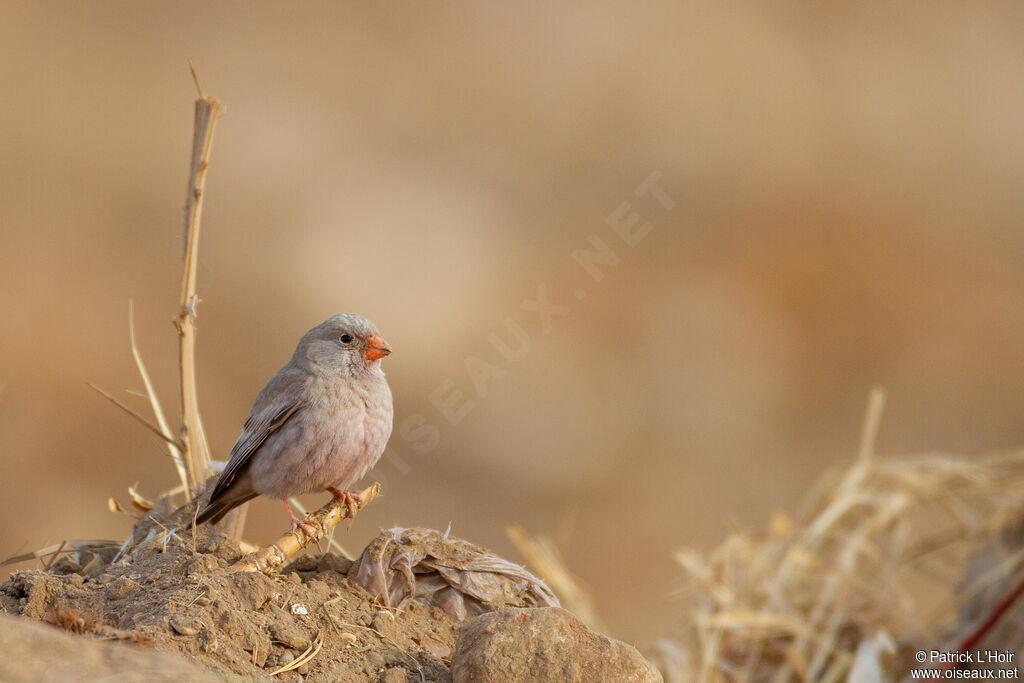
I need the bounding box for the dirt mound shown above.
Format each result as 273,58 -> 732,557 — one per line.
1,529 -> 461,681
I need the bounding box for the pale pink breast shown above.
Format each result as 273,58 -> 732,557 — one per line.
250,377 -> 393,500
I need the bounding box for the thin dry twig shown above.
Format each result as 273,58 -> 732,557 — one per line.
129,300 -> 189,496
176,69 -> 223,494
283,633 -> 322,674
857,386 -> 886,464
87,383 -> 185,450
107,498 -> 143,520
268,631 -> 324,676
1,539 -> 119,569
229,483 -> 381,574
41,540 -> 67,571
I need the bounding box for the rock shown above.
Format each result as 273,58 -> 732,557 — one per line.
361,651 -> 387,671
225,571 -> 275,611
168,617 -> 201,636
319,553 -> 353,574
451,607 -> 662,683
0,613 -> 198,681
248,641 -> 270,668
419,636 -> 451,658
381,667 -> 407,683
198,626 -> 218,653
293,554 -> 318,572
270,621 -> 311,650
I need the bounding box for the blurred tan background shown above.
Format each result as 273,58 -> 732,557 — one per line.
2,1 -> 1024,645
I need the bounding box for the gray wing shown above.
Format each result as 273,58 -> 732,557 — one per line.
208,369 -> 308,504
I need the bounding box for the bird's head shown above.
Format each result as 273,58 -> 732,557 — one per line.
295,313 -> 391,378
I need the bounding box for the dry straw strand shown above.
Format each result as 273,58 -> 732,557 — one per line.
176,66 -> 224,494
665,387 -> 1024,682
129,300 -> 189,496
87,383 -> 185,451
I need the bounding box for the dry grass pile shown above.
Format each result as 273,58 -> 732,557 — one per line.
649,389 -> 1024,681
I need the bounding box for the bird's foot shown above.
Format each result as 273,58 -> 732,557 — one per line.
327,487 -> 361,525
282,499 -> 323,551
290,517 -> 323,552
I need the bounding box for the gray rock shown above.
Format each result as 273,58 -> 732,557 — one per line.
451,607 -> 662,683
0,613 -> 199,681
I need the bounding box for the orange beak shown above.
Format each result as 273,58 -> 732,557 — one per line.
365,334 -> 392,361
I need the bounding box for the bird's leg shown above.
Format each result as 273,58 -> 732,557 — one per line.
326,487 -> 361,522
282,499 -> 323,552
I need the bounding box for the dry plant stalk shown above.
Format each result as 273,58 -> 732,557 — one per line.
665,388 -> 1024,682
286,496 -> 354,559
229,483 -> 381,574
176,68 -> 223,495
28,68 -> 234,572
86,382 -> 184,451
129,301 -> 189,494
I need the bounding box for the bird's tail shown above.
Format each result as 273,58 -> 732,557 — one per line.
195,492 -> 257,526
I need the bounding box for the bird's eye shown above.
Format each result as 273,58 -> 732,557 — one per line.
340,334 -> 353,344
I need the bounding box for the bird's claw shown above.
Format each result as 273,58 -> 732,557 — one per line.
327,487 -> 361,527
289,517 -> 323,552
282,498 -> 323,551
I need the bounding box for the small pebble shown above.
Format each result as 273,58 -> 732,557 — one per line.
293,555 -> 318,571
169,617 -> 201,636
269,623 -> 310,650
420,637 -> 451,658
290,603 -> 308,616
285,572 -> 302,585
249,643 -> 270,668
96,574 -> 117,585
362,652 -> 386,672
319,553 -> 353,574
68,573 -> 84,586
371,610 -> 395,632
198,627 -> 218,653
382,650 -> 406,667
